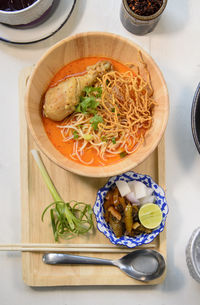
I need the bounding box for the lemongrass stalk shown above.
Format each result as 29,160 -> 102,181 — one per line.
31,150 -> 61,202
31,150 -> 75,230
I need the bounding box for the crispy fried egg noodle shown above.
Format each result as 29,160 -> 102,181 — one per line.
58,60 -> 156,166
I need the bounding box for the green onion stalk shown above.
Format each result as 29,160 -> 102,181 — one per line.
31,150 -> 93,241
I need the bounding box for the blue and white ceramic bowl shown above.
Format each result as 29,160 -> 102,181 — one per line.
93,171 -> 168,248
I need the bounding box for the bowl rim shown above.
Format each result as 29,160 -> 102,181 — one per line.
25,31 -> 169,178
93,171 -> 168,248
0,0 -> 42,15
191,83 -> 200,154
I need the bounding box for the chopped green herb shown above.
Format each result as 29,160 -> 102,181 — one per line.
90,114 -> 103,130
111,108 -> 115,113
73,131 -> 79,139
75,96 -> 99,114
75,86 -> 103,114
83,86 -> 102,98
106,79 -> 110,85
120,151 -> 128,158
112,137 -> 116,144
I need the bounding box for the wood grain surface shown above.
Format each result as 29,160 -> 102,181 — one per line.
19,67 -> 166,286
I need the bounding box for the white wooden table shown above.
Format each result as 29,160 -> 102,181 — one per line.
0,0 -> 200,304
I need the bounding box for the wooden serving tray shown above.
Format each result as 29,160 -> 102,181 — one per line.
19,67 -> 166,286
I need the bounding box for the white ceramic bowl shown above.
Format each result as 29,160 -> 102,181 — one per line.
0,0 -> 54,26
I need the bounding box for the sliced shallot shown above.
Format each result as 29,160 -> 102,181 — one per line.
125,192 -> 140,204
115,180 -> 131,197
140,195 -> 155,204
128,180 -> 147,199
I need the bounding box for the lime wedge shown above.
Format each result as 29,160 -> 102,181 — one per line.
138,203 -> 162,229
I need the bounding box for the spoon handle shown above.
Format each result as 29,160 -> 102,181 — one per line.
43,253 -> 113,266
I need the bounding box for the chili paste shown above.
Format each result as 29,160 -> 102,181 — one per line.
127,0 -> 163,16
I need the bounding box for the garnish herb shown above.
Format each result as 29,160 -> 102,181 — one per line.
31,150 -> 93,241
75,86 -> 102,114
112,137 -> 116,144
75,96 -> 99,114
73,130 -> 79,139
90,114 -> 103,130
83,86 -> 102,98
111,108 -> 115,113
120,151 -> 128,158
75,86 -> 104,131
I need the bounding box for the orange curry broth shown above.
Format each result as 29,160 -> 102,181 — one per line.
42,56 -> 136,167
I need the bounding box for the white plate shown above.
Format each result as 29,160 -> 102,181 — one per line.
0,0 -> 76,44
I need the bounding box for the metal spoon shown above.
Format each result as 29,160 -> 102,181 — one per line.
43,249 -> 165,281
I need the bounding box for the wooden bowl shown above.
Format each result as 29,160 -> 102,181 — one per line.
25,32 -> 169,177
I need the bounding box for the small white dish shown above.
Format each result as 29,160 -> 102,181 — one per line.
0,0 -> 76,44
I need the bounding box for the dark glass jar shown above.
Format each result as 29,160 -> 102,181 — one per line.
120,0 -> 168,35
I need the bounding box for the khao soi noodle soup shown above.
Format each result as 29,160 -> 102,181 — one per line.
42,55 -> 156,167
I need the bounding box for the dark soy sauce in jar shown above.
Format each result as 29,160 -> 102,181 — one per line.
0,0 -> 37,11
